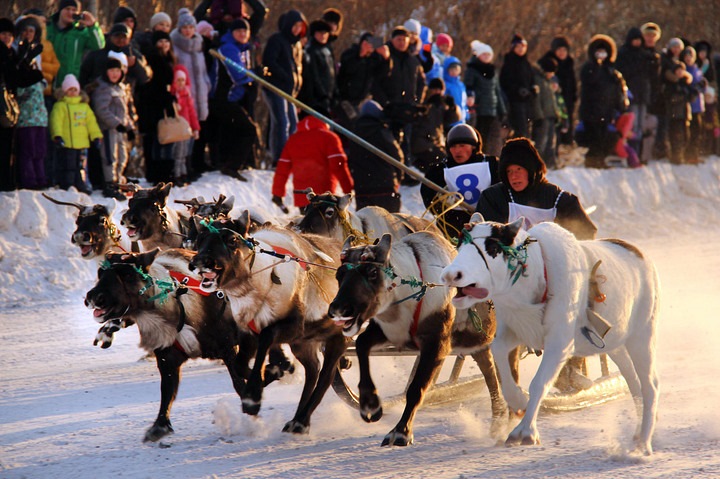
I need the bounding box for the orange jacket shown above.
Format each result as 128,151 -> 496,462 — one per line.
272,115 -> 354,207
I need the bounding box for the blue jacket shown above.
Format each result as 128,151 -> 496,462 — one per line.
213,30 -> 254,102
443,56 -> 468,122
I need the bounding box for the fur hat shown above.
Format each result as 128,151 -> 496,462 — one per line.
177,9 -> 197,28
309,19 -> 332,36
499,138 -> 547,189
321,8 -> 343,35
57,0 -> 80,12
403,19 -> 422,35
511,34 -> 527,46
640,22 -> 662,40
61,74 -> 80,93
435,33 -> 453,49
150,12 -> 172,30
446,124 -> 481,151
0,17 -> 15,34
471,40 -> 493,60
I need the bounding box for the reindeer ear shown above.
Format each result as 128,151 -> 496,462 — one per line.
306,188 -> 316,201
103,199 -> 116,216
375,234 -> 392,263
338,193 -> 352,211
470,212 -> 485,223
342,235 -> 355,252
224,195 -> 235,212
139,248 -> 160,270
506,217 -> 525,239
156,182 -> 172,205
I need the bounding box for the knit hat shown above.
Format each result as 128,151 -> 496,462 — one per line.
667,37 -> 684,50
109,23 -> 131,37
538,56 -> 558,73
640,22 -> 661,40
174,68 -> 187,81
150,12 -> 172,30
511,34 -> 527,46
229,18 -> 250,32
436,33 -> 453,49
0,17 -> 15,34
446,124 -> 481,151
391,26 -> 409,38
177,8 -> 197,28
428,77 -> 445,91
197,20 -> 214,37
112,6 -> 136,26
550,35 -> 570,51
309,19 -> 332,36
498,137 -> 547,189
152,30 -> 171,44
471,40 -> 493,60
107,50 -> 128,69
682,46 -> 697,63
403,19 -> 422,35
57,0 -> 80,12
359,100 -> 385,120
104,57 -> 124,82
61,74 -> 80,93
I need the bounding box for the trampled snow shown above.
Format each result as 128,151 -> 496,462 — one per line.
1,160 -> 719,478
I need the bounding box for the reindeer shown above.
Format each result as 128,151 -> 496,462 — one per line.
328,232 -> 506,446
120,183 -> 190,251
189,219 -> 346,434
294,191 -> 438,243
84,248 -> 260,442
441,214 -> 660,454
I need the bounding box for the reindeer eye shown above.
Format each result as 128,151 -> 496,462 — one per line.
367,267 -> 378,281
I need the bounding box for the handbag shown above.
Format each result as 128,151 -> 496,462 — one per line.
157,104 -> 192,145
0,77 -> 20,128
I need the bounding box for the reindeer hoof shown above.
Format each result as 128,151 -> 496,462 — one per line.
282,420 -> 309,434
241,398 -> 261,416
144,423 -> 174,443
381,430 -> 414,447
360,405 -> 382,423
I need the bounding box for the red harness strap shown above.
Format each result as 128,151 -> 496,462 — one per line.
173,339 -> 188,356
168,271 -> 211,296
271,246 -> 309,271
247,319 -> 261,334
409,258 -> 424,345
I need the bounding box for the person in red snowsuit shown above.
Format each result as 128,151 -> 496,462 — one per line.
271,113 -> 354,213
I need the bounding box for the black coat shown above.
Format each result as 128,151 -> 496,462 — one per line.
411,93 -> 460,154
135,51 -> 175,134
79,38 -> 151,89
298,37 -> 336,114
615,29 -> 656,106
371,43 -> 425,106
500,51 -> 536,103
261,10 -> 306,96
476,181 -> 597,240
539,50 -> 577,110
347,115 -> 403,193
337,43 -> 389,106
0,42 -> 44,94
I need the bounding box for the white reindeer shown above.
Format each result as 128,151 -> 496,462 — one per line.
441,213 -> 660,454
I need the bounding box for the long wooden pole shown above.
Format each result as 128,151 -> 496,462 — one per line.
209,49 -> 474,213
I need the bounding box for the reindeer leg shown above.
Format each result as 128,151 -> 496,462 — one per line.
284,330 -> 347,434
265,344 -> 295,385
492,327 -> 526,416
242,327 -> 275,416
355,320 -> 388,424
471,346 -> 507,439
144,346 -> 187,442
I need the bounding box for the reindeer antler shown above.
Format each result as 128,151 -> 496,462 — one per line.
41,193 -> 86,211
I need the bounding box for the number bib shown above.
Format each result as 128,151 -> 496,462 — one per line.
443,162 -> 492,208
507,190 -> 564,230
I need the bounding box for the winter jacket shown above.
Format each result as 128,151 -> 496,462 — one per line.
464,56 -> 506,118
15,15 -> 60,97
687,64 -> 705,114
615,28 -> 656,106
372,42 -> 425,106
500,50 -> 536,103
579,35 -> 627,123
46,13 -> 105,89
0,41 -> 44,95
532,67 -> 558,120
272,115 -> 353,207
411,93 -> 461,155
426,44 -> 450,82
214,30 -> 254,102
91,78 -> 131,131
442,56 -> 468,122
172,65 -> 201,132
16,82 -> 48,128
135,51 -> 175,134
298,37 -> 336,115
261,9 -> 307,96
170,29 -> 211,121
336,43 -> 389,106
50,92 -> 103,149
79,40 -> 151,89
539,46 -> 577,110
193,0 -> 268,36
347,115 -> 403,194
477,181 -> 597,240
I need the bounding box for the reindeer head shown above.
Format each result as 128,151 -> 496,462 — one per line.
120,182 -> 173,241
294,190 -> 353,237
85,249 -> 160,323
328,234 -> 392,337
441,213 -> 526,309
189,217 -> 252,292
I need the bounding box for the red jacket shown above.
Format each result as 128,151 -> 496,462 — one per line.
272,116 -> 354,207
171,65 -> 201,132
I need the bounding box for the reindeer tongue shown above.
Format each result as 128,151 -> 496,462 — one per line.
462,286 -> 489,299
81,245 -> 93,256
93,309 -> 106,318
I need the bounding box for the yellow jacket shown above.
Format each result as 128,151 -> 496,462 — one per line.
50,92 -> 102,149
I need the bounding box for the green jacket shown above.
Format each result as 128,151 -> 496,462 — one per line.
50,93 -> 103,149
46,15 -> 105,89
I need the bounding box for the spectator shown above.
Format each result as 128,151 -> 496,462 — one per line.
171,9 -> 211,124
46,0 -> 104,90
532,56 -> 560,168
79,23 -> 150,90
682,47 -> 705,164
261,9 -> 308,166
639,22 -> 664,159
136,31 -> 176,185
347,100 -> 403,212
372,26 -> 425,107
50,74 -> 102,193
13,16 -> 50,190
135,12 -> 172,57
212,18 -> 261,179
321,8 -> 343,46
171,65 -> 200,185
404,19 -> 433,74
694,41 -> 716,89
90,55 -> 133,200
539,36 -> 577,145
442,56 -> 469,123
578,34 -> 627,168
411,77 -> 462,173
427,33 -> 453,82
421,123 -> 499,239
464,41 -> 507,156
112,6 -> 137,37
500,34 -> 537,138
664,61 -> 694,164
193,0 -> 267,38
271,112 -> 353,213
298,19 -> 336,116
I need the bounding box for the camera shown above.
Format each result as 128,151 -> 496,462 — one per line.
72,13 -> 84,22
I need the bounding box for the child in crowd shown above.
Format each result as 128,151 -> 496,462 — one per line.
171,65 -> 200,185
50,74 -> 102,193
90,55 -> 133,200
442,56 -> 468,123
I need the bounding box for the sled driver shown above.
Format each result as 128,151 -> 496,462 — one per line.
420,124 -> 500,239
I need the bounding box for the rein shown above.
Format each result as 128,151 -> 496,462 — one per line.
459,229 -> 538,286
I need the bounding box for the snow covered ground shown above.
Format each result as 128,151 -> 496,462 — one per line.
1,159 -> 720,478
